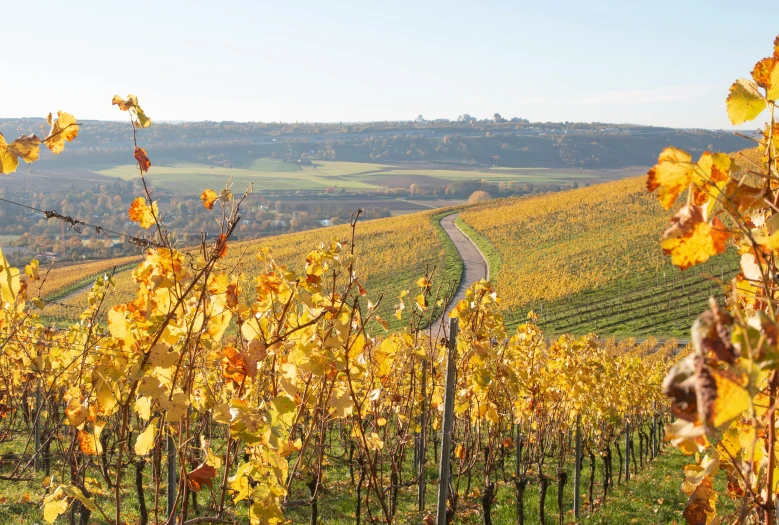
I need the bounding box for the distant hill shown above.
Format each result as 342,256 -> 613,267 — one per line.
0,118 -> 751,171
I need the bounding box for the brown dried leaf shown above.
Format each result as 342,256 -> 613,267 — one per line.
134,147 -> 151,174
186,462 -> 217,492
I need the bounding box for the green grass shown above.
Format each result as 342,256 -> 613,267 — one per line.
97,161 -> 386,193
454,215 -> 502,280
432,210 -> 465,304
372,168 -> 584,184
246,158 -> 303,171
0,429 -> 698,524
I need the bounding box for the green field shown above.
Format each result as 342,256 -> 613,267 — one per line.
97,160 -> 385,193
0,235 -> 18,247
96,158 -> 624,194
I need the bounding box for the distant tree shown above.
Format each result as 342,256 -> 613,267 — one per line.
467,190 -> 492,204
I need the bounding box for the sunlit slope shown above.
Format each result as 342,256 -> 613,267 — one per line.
38,255 -> 143,300
459,176 -> 738,336
42,210 -> 462,331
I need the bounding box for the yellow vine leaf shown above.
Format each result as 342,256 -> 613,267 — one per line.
328,388 -> 354,418
0,249 -> 21,304
703,368 -> 751,430
726,78 -> 767,125
751,57 -> 779,101
682,477 -> 717,525
133,396 -> 152,421
0,133 -> 18,174
416,276 -> 432,288
128,197 -> 159,229
42,493 -> 68,524
0,132 -> 44,174
366,432 -> 384,451
660,205 -> 729,270
8,135 -> 42,164
77,428 -> 103,456
646,147 -> 695,209
200,189 -> 218,210
45,111 -> 79,154
24,259 -> 39,280
112,94 -> 152,128
134,418 -> 158,456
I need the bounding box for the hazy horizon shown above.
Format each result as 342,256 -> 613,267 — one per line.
2,1 -> 776,129
0,115 -> 745,131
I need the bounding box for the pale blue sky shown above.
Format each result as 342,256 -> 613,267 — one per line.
2,0 -> 776,128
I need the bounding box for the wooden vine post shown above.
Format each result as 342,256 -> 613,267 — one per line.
34,383 -> 41,471
167,435 -> 177,520
624,423 -> 631,483
573,415 -> 582,519
418,356 -> 428,511
436,318 -> 458,525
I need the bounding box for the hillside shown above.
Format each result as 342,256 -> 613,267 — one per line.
0,117 -> 750,173
38,172 -> 738,337
459,176 -> 737,336
40,210 -> 463,332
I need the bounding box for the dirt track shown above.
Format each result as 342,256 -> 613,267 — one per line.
439,213 -> 489,325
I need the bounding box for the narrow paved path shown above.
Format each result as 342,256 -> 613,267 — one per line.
439,213 -> 490,324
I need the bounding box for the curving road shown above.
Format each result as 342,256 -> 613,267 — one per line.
439,213 -> 490,324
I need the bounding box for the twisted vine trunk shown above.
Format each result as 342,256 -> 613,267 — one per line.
588,449 -> 596,513
538,473 -> 549,525
134,458 -> 148,525
356,458 -> 366,525
481,482 -> 496,525
515,477 -> 528,525
602,446 -> 611,501
615,440 -> 623,485
390,467 -> 399,519
556,470 -> 567,525
307,474 -> 318,525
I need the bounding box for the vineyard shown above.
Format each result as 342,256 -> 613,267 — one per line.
0,98 -> 672,525
0,239 -> 673,524
457,176 -> 740,336
39,209 -> 462,333
3,32 -> 779,525
38,173 -> 740,338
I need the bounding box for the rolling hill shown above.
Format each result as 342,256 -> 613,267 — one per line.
37,171 -> 738,337
40,209 -> 464,333
458,176 -> 737,336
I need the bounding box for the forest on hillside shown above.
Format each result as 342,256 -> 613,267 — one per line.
0,117 -> 750,170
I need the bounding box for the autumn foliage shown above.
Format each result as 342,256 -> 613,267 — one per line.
0,94 -> 671,525
649,34 -> 779,525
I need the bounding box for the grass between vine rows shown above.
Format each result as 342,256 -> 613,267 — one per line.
0,430 -> 707,524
